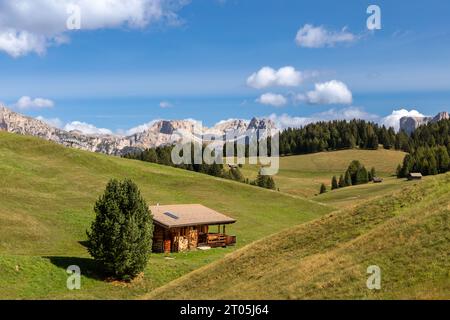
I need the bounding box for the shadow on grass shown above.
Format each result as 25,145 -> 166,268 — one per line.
78,240 -> 89,248
44,256 -> 105,281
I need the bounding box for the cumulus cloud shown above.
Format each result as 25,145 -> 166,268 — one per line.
298,80 -> 353,105
123,120 -> 161,136
381,109 -> 426,131
13,96 -> 54,109
267,107 -> 379,130
295,24 -> 357,48
247,66 -> 304,89
64,121 -> 113,135
257,93 -> 287,107
36,116 -> 63,128
0,0 -> 188,57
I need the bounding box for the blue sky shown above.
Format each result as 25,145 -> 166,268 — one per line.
1,0 -> 450,133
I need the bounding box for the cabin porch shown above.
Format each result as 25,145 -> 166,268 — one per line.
152,223 -> 236,253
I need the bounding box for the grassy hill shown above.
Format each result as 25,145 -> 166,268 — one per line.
144,173 -> 450,300
235,149 -> 406,198
0,132 -> 332,299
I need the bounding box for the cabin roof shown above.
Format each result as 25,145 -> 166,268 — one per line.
149,204 -> 236,229
409,172 -> 423,177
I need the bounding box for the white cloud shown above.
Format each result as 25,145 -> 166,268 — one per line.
64,121 -> 113,135
381,109 -> 426,131
267,113 -> 311,129
257,93 -> 287,107
314,107 -> 379,121
267,107 -> 379,129
295,24 -> 356,48
0,0 -> 188,57
36,116 -> 63,128
247,66 -> 303,89
13,96 -> 54,109
159,101 -> 173,108
298,80 -> 353,105
124,120 -> 160,136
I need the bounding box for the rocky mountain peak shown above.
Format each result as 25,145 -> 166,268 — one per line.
248,117 -> 277,131
0,106 -> 279,155
432,111 -> 449,122
400,111 -> 449,134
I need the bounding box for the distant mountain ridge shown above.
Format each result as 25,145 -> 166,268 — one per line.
400,111 -> 449,134
0,106 -> 276,155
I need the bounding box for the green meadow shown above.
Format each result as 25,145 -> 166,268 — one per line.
145,173 -> 450,300
2,131 -> 446,300
231,148 -> 406,199
0,132 -> 331,299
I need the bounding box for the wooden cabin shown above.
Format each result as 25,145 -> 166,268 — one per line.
408,172 -> 423,180
373,177 -> 383,183
150,204 -> 236,253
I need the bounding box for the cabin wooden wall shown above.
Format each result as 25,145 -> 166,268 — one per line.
152,224 -> 212,253
152,225 -> 166,253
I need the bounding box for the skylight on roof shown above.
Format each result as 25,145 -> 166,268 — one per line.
163,211 -> 179,220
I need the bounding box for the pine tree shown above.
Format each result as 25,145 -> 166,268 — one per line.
208,163 -> 224,177
356,166 -> 369,184
331,176 -> 338,190
86,179 -> 153,280
338,174 -> 345,188
228,167 -> 244,182
266,176 -> 276,190
344,170 -> 352,186
320,183 -> 327,194
255,172 -> 276,190
436,146 -> 450,173
346,160 -> 362,185
369,167 -> 376,181
396,164 -> 403,178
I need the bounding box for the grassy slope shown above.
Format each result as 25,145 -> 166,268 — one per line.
145,173 -> 450,300
236,149 -> 406,198
0,132 -> 332,299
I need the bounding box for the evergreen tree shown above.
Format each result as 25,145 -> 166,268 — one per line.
228,167 -> 244,182
208,163 -> 224,177
369,167 -> 376,181
346,160 -> 363,185
344,170 -> 353,186
86,179 -> 153,280
266,176 -> 276,190
255,172 -> 276,190
436,146 -> 450,173
396,164 -> 403,178
320,183 -> 327,194
331,176 -> 338,190
356,166 -> 369,184
338,174 -> 345,188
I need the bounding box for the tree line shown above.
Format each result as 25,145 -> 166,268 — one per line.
280,118 -> 450,178
397,119 -> 450,177
279,120 -> 396,155
123,144 -> 276,190
320,160 -> 376,194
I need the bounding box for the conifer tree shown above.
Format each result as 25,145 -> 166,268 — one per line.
338,174 -> 345,188
320,183 -> 327,194
370,167 -> 376,181
356,166 -> 369,184
331,176 -> 338,190
344,170 -> 352,186
86,179 -> 153,280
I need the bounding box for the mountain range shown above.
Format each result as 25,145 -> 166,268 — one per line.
400,111 -> 449,134
2,105 -> 449,156
0,106 -> 276,155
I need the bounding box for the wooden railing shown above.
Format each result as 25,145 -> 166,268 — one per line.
207,233 -> 227,247
200,233 -> 236,248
